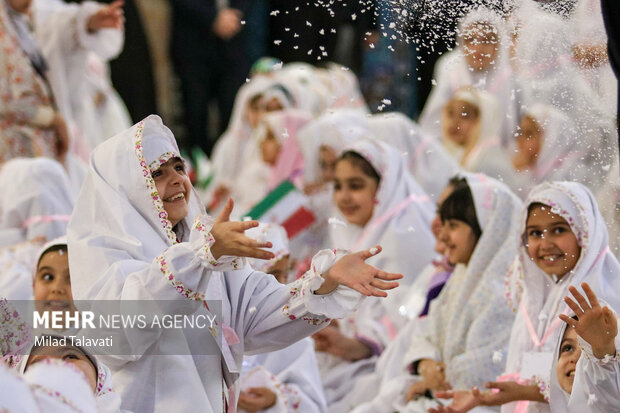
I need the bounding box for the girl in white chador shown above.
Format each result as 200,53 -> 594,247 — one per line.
367,112 -> 460,201
32,0 -> 127,156
433,182 -> 620,413
508,104 -> 586,194
66,115 -> 401,413
515,5 -> 616,191
232,108 -> 313,216
328,177 -> 462,413
239,223 -> 326,413
0,158 -> 75,300
550,283 -> 620,412
419,6 -> 521,147
314,139 -> 435,405
355,174 -> 522,413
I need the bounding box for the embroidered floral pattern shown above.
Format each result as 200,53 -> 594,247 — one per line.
147,151 -> 177,173
29,358 -> 93,413
282,265 -> 328,325
0,299 -> 33,368
156,253 -> 206,301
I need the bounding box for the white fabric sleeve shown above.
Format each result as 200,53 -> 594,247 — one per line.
238,249 -> 365,355
76,2 -> 124,60
571,329 -> 620,412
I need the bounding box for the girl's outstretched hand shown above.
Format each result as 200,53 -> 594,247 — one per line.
210,198 -> 275,261
316,245 -> 402,296
559,282 -> 618,359
87,0 -> 124,32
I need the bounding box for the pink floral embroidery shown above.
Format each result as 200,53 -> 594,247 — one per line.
148,151 -> 177,173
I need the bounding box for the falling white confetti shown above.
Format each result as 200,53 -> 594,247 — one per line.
492,351 -> 503,364
381,98 -> 392,105
370,247 -> 379,255
240,20 -> 245,25
351,13 -> 357,21
248,307 -> 257,314
538,312 -> 548,322
328,217 -> 347,227
588,393 -> 597,406
273,40 -> 282,45
407,226 -> 415,232
306,20 -> 312,26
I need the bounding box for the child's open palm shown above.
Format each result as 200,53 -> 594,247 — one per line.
559,282 -> 618,359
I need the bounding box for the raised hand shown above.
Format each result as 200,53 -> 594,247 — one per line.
213,8 -> 242,40
316,245 -> 402,296
210,198 -> 274,261
237,387 -> 277,412
559,282 -> 618,359
87,0 -> 124,32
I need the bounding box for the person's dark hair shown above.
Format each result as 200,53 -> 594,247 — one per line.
338,151 -> 381,184
439,182 -> 482,241
448,176 -> 468,190
37,244 -> 68,268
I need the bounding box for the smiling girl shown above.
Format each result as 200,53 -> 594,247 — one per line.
431,181 -> 620,413
66,115 -> 401,412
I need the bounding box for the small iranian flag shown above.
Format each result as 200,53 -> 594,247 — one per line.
244,181 -> 316,239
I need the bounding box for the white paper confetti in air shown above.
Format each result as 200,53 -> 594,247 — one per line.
248,307 -> 257,314
381,99 -> 392,105
370,247 -> 379,256
492,351 -> 503,364
282,128 -> 289,139
351,13 -> 357,21
328,217 -> 347,227
588,393 -> 597,406
538,312 -> 548,322
273,40 -> 282,45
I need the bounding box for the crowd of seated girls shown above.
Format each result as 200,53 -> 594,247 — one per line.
1,1 -> 620,413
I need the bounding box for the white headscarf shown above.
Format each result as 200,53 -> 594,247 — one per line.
419,6 -> 520,146
524,104 -> 585,182
296,108 -> 369,185
441,87 -> 502,170
319,62 -> 369,113
504,181 -> 620,411
329,138 -> 436,286
422,173 -> 522,389
515,5 -> 616,190
0,157 -> 75,248
367,112 -> 461,201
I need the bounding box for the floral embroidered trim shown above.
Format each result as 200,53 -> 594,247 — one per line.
156,253 -> 206,301
148,151 -> 177,173
96,364 -> 113,396
192,216 -> 242,270
29,358 -> 93,413
133,120 -> 177,245
0,299 -> 33,368
532,375 -> 550,403
282,264 -> 328,325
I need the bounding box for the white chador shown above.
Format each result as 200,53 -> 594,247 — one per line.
67,115 -> 365,413
419,6 -> 521,147
0,157 -> 75,300
33,0 -> 130,154
549,313 -> 620,413
367,112 -> 460,201
503,182 -> 620,413
351,173 -> 522,413
240,338 -> 327,413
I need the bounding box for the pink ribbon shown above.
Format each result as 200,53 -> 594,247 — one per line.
22,214 -> 71,229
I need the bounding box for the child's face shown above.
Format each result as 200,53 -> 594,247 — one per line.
438,219 -> 477,265
442,99 -> 480,147
463,23 -> 499,72
557,326 -> 581,394
333,158 -> 379,227
432,184 -> 456,255
525,204 -> 581,280
260,129 -> 280,166
265,97 -> 285,113
246,96 -> 264,129
516,116 -> 543,163
26,345 -> 98,393
34,249 -> 75,313
319,146 -> 338,183
152,157 -> 191,227
266,255 -> 290,284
